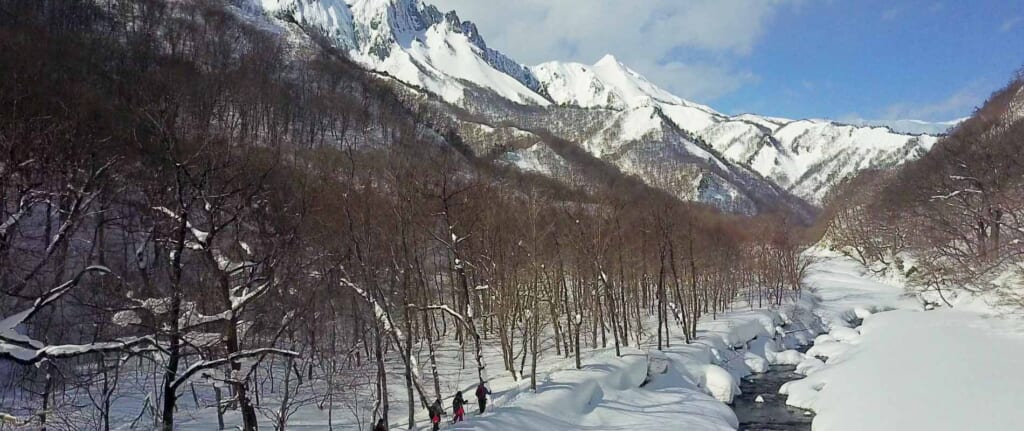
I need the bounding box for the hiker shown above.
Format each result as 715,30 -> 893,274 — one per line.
475,381 -> 492,414
452,391 -> 466,423
429,398 -> 445,431
373,418 -> 387,431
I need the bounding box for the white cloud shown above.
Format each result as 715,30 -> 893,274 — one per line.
430,0 -> 799,102
644,60 -> 761,102
881,6 -> 903,21
879,84 -> 985,122
1000,16 -> 1022,32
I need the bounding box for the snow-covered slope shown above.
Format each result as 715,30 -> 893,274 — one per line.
530,57 -> 940,204
533,56 -> 725,133
250,0 -> 943,209
844,118 -> 965,135
535,56 -> 714,113
703,117 -> 938,203
257,0 -> 549,106
777,250 -> 1024,431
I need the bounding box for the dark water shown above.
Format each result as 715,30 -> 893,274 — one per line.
733,363 -> 814,430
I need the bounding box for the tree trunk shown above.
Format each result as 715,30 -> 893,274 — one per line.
374,325 -> 389,427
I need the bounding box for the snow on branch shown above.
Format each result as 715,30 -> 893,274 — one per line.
0,193 -> 39,239
420,304 -> 468,328
1,412 -> 27,426
340,276 -> 433,409
231,281 -> 271,313
1,265 -> 113,336
0,336 -> 158,366
171,348 -> 298,390
9,161 -> 114,295
153,206 -> 210,246
0,266 -> 161,365
930,188 -> 983,201
339,277 -> 403,338
930,190 -> 964,201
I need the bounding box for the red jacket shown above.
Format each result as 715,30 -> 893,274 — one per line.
475,383 -> 491,399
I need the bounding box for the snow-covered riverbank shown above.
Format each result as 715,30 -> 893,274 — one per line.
165,290 -> 822,430
779,250 -> 1024,431
446,306 -> 822,430
468,250 -> 1024,431
143,250 -> 1024,430
783,309 -> 1024,430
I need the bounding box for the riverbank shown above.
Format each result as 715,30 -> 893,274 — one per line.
445,306 -> 824,430
779,250 -> 1024,430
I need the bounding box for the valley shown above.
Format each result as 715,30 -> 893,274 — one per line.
0,1 -> 1021,431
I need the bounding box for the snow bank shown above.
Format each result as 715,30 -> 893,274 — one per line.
451,350 -> 738,431
782,310 -> 1024,430
670,306 -> 823,404
802,248 -> 921,330
451,305 -> 825,430
779,251 -> 1024,430
806,340 -> 852,361
700,364 -> 740,403
826,326 -> 860,343
699,310 -> 779,349
768,349 -> 805,366
795,356 -> 825,376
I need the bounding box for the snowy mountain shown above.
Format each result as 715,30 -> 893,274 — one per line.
533,55 -> 720,117
842,118 -> 965,135
530,56 -> 940,204
249,0 -> 941,210
701,117 -> 938,203
257,0 -> 549,105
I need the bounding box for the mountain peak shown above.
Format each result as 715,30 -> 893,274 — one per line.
251,0 -> 939,207
256,0 -> 547,105
594,54 -> 622,68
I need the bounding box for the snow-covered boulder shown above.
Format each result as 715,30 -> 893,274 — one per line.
769,349 -> 806,366
701,364 -> 740,403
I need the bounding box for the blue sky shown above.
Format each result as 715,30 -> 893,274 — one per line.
715,0 -> 1024,121
434,0 -> 1024,122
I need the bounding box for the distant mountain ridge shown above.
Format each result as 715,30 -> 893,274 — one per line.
840,118 -> 965,135
246,0 -> 946,209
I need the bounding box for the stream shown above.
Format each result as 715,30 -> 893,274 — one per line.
732,348 -> 815,431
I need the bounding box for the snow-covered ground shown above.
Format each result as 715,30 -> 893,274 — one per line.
14,248 -> 1021,430
2,295 -> 816,431
443,306 -> 822,431
801,250 -> 921,329
459,250 -> 1024,431
167,292 -> 820,430
781,250 -> 1024,431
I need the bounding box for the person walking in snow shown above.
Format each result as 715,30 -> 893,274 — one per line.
452,391 -> 466,423
475,381 -> 492,414
429,398 -> 445,431
373,418 -> 387,431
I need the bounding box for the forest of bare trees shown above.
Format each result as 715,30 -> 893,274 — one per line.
823,72 -> 1024,307
0,1 -> 810,429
